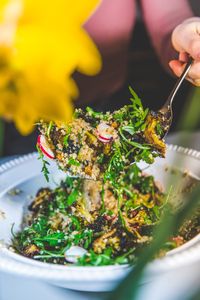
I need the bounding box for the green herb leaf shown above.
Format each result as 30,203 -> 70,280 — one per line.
36,144 -> 50,182
68,158 -> 80,166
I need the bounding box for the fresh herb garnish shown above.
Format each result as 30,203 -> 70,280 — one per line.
36,144 -> 50,182
63,127 -> 72,147
68,157 -> 81,166
47,121 -> 53,138
12,87 -> 186,267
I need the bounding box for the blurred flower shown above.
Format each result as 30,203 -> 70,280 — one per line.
0,0 -> 101,134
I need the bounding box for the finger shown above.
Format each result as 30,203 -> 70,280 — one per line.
172,22 -> 200,61
169,60 -> 185,77
187,61 -> 200,80
169,60 -> 200,85
194,79 -> 200,86
179,52 -> 189,63
186,77 -> 200,86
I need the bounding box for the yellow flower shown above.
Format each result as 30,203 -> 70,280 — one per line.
0,0 -> 102,135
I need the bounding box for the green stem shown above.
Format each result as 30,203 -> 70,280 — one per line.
119,128 -> 150,150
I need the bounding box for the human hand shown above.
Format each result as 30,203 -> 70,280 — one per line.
169,17 -> 200,86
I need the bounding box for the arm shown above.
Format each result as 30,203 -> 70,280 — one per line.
141,0 -> 193,70
74,0 -> 136,104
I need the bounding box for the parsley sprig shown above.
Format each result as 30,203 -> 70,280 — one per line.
36,144 -> 50,182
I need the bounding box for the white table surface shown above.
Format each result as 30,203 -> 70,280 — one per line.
0,131 -> 200,300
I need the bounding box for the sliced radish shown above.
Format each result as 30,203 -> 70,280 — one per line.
64,246 -> 88,263
98,135 -> 111,143
96,123 -> 113,143
37,135 -> 55,159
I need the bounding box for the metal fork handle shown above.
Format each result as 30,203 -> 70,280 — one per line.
162,57 -> 193,110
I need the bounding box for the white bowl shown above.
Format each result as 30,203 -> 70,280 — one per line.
0,145 -> 200,292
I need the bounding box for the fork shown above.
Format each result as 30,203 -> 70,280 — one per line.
158,56 -> 193,138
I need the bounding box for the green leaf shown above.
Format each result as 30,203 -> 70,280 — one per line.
36,144 -> 50,182
34,232 -> 65,247
63,127 -> 72,146
108,184 -> 200,300
156,123 -> 164,137
119,128 -> 150,150
122,125 -> 135,135
129,86 -> 141,103
86,107 -> 104,118
66,189 -> 79,206
69,216 -> 81,231
47,121 -> 53,138
68,158 -> 80,166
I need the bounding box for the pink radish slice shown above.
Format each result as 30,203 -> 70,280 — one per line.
98,135 -> 111,143
96,123 -> 113,143
37,135 -> 55,159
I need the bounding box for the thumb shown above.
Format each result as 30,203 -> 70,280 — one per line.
172,18 -> 200,61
